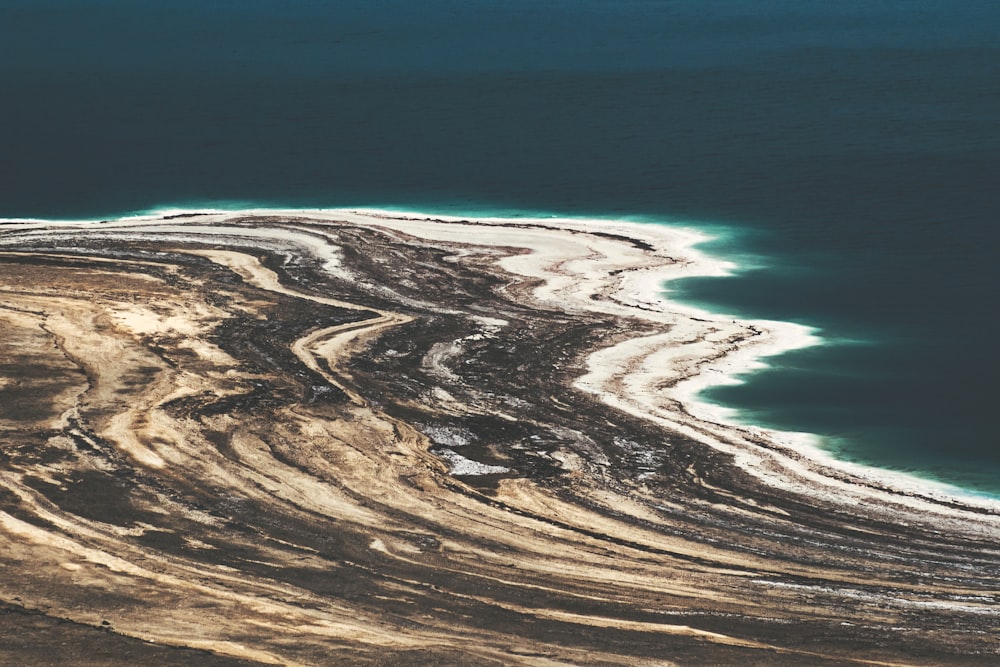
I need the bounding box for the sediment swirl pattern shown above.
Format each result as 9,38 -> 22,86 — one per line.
1,211 -> 998,666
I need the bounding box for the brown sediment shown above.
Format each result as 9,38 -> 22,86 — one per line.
0,211 -> 998,666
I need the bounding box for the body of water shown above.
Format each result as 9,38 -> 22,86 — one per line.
2,0 -> 998,494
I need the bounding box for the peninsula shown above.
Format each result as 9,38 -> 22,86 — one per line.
1,210 -> 997,666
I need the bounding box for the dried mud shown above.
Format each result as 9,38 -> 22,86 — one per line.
0,213 -> 998,666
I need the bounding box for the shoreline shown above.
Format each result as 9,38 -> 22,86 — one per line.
2,208 -> 999,664
5,205 -> 995,506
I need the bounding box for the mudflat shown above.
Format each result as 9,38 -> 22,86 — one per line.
0,210 -> 997,666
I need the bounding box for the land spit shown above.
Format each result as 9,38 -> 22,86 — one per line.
0,210 -> 998,666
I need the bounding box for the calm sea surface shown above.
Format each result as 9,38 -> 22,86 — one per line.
2,1 -> 998,494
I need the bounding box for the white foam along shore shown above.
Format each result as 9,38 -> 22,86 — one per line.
4,206 -> 1000,521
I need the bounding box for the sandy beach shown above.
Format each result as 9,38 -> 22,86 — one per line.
1,209 -> 998,665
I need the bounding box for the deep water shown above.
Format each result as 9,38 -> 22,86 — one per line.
2,0 -> 998,494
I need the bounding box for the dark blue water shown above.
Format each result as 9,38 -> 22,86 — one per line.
2,1 -> 998,494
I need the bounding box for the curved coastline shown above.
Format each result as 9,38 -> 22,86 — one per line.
12,203 -> 987,505
1,207 -> 999,665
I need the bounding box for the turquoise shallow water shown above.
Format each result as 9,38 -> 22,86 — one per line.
2,1 -> 998,495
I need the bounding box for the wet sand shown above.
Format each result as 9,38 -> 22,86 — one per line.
1,209 -> 998,666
